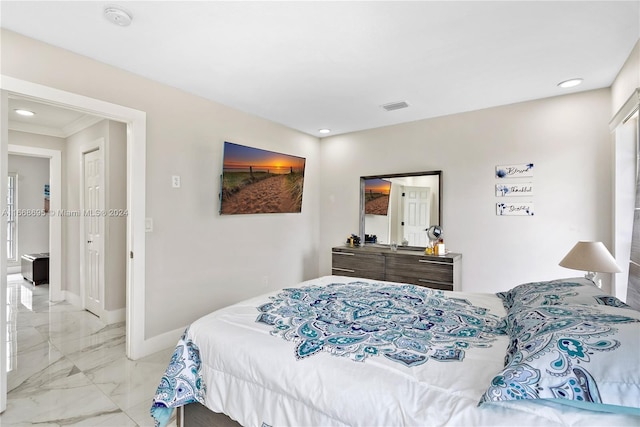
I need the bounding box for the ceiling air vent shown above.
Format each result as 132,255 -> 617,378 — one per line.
382,101 -> 409,112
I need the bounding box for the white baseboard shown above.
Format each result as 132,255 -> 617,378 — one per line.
134,327 -> 184,360
7,266 -> 20,274
63,291 -> 125,325
104,308 -> 126,324
58,293 -> 182,361
64,290 -> 82,308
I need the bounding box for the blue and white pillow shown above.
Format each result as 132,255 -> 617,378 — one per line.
496,277 -> 632,311
480,303 -> 640,415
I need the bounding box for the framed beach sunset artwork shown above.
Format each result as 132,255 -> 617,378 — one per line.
219,141 -> 306,215
364,178 -> 391,215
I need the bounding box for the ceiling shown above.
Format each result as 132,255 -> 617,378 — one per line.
2,1 -> 639,137
8,97 -> 103,138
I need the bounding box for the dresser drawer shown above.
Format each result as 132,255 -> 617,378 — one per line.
330,246 -> 461,290
331,248 -> 385,280
384,274 -> 454,291
385,255 -> 454,289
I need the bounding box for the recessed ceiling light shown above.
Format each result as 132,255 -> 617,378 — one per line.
104,6 -> 133,27
319,129 -> 331,135
557,78 -> 583,88
14,109 -> 35,117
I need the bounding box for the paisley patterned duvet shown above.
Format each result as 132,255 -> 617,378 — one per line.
255,281 -> 504,366
151,275 -> 640,427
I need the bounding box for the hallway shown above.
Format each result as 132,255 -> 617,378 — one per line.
1,274 -> 176,426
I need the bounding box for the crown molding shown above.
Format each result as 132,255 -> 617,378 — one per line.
610,88 -> 640,131
8,114 -> 103,138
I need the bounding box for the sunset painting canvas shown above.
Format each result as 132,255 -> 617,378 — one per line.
364,178 -> 391,215
220,141 -> 306,215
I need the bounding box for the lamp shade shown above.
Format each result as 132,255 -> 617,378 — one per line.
559,241 -> 621,273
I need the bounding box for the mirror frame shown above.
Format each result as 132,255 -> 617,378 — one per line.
359,170 -> 442,248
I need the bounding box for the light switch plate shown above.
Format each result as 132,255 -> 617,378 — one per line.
145,218 -> 153,232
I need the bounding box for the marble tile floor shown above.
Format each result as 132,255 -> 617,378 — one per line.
1,274 -> 177,427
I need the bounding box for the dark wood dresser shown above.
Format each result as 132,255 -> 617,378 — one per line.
332,246 -> 461,291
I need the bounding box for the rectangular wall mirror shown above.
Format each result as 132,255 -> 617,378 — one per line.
359,170 -> 442,248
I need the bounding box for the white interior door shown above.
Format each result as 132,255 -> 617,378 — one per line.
83,148 -> 104,316
402,186 -> 431,246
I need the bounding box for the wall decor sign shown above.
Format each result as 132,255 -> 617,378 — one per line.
495,163 -> 534,179
496,202 -> 534,216
219,141 -> 306,215
495,182 -> 533,197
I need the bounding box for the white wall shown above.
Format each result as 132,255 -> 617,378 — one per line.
7,154 -> 49,263
320,89 -> 614,293
1,29 -> 321,340
106,120 -> 127,312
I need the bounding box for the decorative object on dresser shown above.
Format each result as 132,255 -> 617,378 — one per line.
559,241 -> 621,288
345,233 -> 361,247
425,225 -> 443,255
331,245 -> 461,291
20,253 -> 50,285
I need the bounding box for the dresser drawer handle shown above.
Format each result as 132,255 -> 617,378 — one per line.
332,267 -> 356,273
418,259 -> 450,266
332,251 -> 355,256
418,278 -> 452,285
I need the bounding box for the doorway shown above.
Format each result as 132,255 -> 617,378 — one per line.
8,145 -> 63,302
1,77 -> 147,413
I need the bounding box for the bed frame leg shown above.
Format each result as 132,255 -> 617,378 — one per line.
176,406 -> 184,427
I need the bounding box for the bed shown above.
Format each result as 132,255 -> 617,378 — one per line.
150,275 -> 640,427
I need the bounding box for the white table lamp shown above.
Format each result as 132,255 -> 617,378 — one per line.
559,241 -> 621,288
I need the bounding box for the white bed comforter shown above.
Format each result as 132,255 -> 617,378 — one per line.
153,275 -> 640,427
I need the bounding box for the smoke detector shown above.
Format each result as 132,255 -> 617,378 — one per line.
104,6 -> 133,27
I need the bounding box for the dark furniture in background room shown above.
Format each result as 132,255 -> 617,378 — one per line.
21,253 -> 50,285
